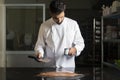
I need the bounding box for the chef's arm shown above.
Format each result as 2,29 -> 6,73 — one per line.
68,34 -> 84,56
34,25 -> 45,58
73,22 -> 85,56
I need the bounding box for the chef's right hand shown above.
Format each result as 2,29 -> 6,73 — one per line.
35,52 -> 42,59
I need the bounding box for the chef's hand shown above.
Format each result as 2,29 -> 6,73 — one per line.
35,52 -> 42,59
68,47 -> 77,56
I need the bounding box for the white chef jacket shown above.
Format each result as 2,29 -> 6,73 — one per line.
34,17 -> 85,68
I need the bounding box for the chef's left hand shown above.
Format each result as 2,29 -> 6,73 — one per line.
68,47 -> 77,56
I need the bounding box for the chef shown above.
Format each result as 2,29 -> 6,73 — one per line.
34,0 -> 85,68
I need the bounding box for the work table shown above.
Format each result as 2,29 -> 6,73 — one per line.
6,67 -> 93,80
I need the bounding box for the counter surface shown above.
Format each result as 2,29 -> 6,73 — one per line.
6,67 -> 93,80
